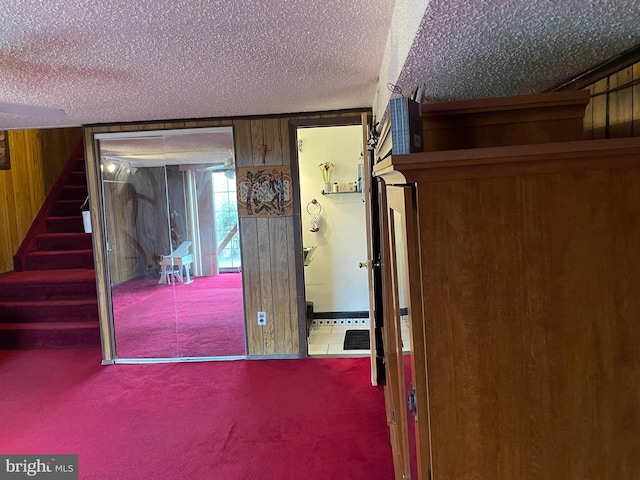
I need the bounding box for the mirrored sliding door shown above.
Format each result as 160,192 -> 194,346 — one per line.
96,128 -> 246,360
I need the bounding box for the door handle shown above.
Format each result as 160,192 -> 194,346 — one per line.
359,260 -> 381,269
407,382 -> 417,421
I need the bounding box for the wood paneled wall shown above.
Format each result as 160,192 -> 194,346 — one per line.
583,61 -> 640,138
234,118 -> 298,355
85,112 -> 365,358
39,128 -> 85,192
0,128 -> 82,273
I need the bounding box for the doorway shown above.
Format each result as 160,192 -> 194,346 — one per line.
296,125 -> 371,357
95,127 -> 246,361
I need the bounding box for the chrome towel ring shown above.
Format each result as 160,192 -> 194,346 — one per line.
306,198 -> 322,215
306,199 -> 322,232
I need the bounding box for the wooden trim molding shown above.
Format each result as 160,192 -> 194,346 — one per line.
374,137 -> 640,184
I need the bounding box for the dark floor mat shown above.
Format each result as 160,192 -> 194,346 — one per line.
343,329 -> 370,350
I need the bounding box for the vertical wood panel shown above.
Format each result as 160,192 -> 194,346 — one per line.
257,217 -> 275,354
258,119 -> 277,354
583,84 -> 594,139
264,117 -> 283,164
609,66 -> 633,138
2,131 -> 36,248
234,119 -> 252,165
264,119 -> 287,353
269,216 -> 290,352
234,119 -> 263,354
240,216 -> 263,353
10,131 -> 45,232
286,216 -> 299,354
0,168 -> 18,272
591,78 -> 608,139
281,117 -> 300,354
39,128 -> 83,192
584,61 -> 640,140
251,119 -> 263,165
634,63 -> 640,136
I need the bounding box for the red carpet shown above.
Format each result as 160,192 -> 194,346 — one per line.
0,349 -> 394,480
112,273 -> 245,358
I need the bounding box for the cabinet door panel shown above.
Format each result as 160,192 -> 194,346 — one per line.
385,185 -> 431,480
419,170 -> 640,479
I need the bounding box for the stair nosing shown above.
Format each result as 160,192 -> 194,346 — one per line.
0,299 -> 97,307
26,249 -> 93,256
37,232 -> 91,238
0,321 -> 99,330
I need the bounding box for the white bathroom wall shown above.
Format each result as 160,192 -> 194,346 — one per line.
298,125 -> 369,313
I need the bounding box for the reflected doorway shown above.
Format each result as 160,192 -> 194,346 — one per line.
95,127 -> 246,360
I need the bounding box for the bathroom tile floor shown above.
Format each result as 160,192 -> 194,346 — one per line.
307,323 -> 411,357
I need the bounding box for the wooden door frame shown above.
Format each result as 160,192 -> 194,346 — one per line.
287,112 -> 376,358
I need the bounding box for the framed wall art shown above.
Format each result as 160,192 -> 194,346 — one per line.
237,166 -> 293,218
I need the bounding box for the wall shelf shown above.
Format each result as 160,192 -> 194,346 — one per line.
321,190 -> 360,195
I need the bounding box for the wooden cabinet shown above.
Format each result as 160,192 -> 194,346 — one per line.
420,90 -> 590,151
374,137 -> 640,480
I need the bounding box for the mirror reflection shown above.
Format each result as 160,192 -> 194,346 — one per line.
97,128 -> 245,359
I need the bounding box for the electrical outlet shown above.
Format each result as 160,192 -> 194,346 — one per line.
257,311 -> 267,325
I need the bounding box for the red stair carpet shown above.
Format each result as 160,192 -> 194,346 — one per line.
0,142 -> 100,349
0,349 -> 395,480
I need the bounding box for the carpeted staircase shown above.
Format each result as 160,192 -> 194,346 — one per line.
0,145 -> 101,349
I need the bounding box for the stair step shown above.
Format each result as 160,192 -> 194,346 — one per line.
24,249 -> 94,270
68,171 -> 87,185
0,299 -> 98,323
0,269 -> 97,302
0,321 -> 101,349
1,149 -> 99,350
51,199 -> 84,217
36,233 -> 92,251
60,185 -> 87,200
46,216 -> 84,233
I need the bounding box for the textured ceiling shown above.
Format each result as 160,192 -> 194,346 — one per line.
0,0 -> 394,129
0,0 -> 638,131
376,0 -> 640,118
